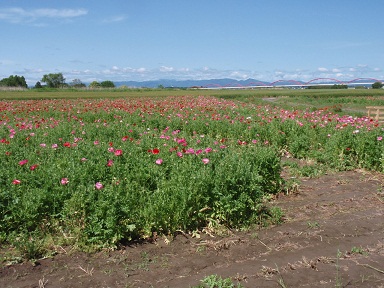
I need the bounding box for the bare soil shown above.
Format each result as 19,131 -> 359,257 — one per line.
1,168 -> 384,288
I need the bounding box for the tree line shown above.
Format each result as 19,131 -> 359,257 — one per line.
0,73 -> 115,89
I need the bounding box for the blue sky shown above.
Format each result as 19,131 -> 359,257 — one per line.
1,0 -> 383,86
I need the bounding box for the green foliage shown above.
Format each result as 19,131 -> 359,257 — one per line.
89,81 -> 101,88
372,81 -> 383,89
9,232 -> 46,260
41,73 -> 66,88
192,274 -> 244,288
1,94 -> 384,256
100,80 -> 115,88
0,75 -> 28,88
34,81 -> 43,89
331,84 -> 348,89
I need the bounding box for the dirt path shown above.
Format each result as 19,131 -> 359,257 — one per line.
1,170 -> 384,287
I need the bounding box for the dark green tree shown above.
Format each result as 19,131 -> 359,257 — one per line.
34,81 -> 43,89
100,80 -> 115,88
331,84 -> 348,89
372,81 -> 383,89
41,73 -> 66,88
0,75 -> 28,88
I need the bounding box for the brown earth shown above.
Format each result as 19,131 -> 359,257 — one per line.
1,168 -> 384,288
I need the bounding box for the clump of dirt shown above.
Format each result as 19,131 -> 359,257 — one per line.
1,169 -> 384,287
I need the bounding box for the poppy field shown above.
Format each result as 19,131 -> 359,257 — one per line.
1,94 -> 383,257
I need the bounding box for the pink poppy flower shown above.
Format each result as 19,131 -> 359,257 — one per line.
106,159 -> 113,167
377,136 -> 383,141
40,143 -> 46,147
204,147 -> 213,153
94,140 -> 99,145
176,151 -> 183,158
114,149 -> 123,156
155,158 -> 163,165
95,182 -> 103,190
61,178 -> 69,185
18,159 -> 28,166
108,147 -> 115,152
29,164 -> 38,171
185,148 -> 195,154
12,179 -> 21,185
52,143 -> 58,149
202,158 -> 210,164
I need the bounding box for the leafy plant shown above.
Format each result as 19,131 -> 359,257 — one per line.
192,274 -> 244,288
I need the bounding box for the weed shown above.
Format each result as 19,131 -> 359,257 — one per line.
307,221 -> 320,229
192,274 -> 244,288
335,249 -> 343,288
350,246 -> 367,255
275,264 -> 288,288
283,178 -> 300,194
258,206 -> 284,227
10,233 -> 46,261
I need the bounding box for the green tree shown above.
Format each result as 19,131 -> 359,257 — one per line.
331,84 -> 348,89
70,79 -> 86,88
41,73 -> 66,88
0,75 -> 28,88
34,81 -> 43,89
372,81 -> 383,89
89,81 -> 101,88
100,80 -> 115,88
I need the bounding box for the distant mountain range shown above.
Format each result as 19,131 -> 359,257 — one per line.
112,78 -> 378,88
113,78 -> 278,88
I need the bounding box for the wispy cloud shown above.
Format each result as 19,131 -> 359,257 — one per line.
0,7 -> 88,24
102,15 -> 127,23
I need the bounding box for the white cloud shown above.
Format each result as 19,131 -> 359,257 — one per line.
318,67 -> 328,72
0,7 -> 87,24
159,66 -> 174,72
229,71 -> 248,79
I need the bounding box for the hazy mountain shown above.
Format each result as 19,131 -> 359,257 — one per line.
114,78 -> 274,88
